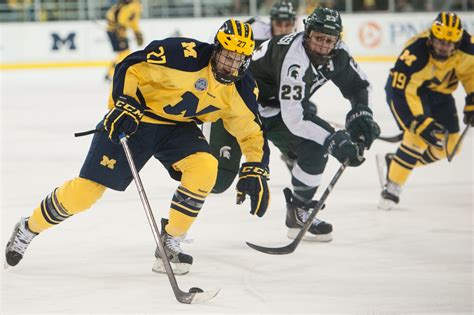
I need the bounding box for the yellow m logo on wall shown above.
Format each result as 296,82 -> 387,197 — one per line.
100,155 -> 116,169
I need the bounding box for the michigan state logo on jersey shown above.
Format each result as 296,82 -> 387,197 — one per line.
287,64 -> 301,79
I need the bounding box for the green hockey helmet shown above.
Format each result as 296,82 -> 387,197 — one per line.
270,1 -> 296,22
303,7 -> 343,65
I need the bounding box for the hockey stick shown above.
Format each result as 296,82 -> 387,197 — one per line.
327,120 -> 402,143
375,154 -> 387,189
445,124 -> 471,162
119,134 -> 220,304
246,160 -> 350,255
74,127 -> 102,137
378,133 -> 403,143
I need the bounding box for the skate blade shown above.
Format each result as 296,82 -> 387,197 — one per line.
378,197 -> 396,210
287,228 -> 333,242
152,258 -> 191,275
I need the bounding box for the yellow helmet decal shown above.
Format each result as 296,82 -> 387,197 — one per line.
216,19 -> 255,56
431,12 -> 463,43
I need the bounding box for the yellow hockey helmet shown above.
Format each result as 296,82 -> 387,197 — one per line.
212,19 -> 255,84
214,19 -> 255,56
431,12 -> 463,43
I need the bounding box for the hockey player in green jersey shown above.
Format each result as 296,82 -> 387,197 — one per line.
211,7 -> 380,242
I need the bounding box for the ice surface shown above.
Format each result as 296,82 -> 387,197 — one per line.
1,63 -> 472,314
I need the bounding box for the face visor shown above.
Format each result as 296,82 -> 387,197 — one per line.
211,47 -> 251,84
304,30 -> 339,66
429,37 -> 457,60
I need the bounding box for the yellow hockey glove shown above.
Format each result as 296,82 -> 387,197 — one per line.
236,162 -> 270,217
103,95 -> 144,143
463,94 -> 474,126
410,115 -> 446,149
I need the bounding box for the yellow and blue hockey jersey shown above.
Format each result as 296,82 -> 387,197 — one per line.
387,30 -> 474,129
109,37 -> 269,166
106,0 -> 142,37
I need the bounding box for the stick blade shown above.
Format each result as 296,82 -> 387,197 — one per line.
245,241 -> 296,255
186,288 -> 220,304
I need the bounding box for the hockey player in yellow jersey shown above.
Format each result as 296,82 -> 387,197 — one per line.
105,0 -> 143,81
5,19 -> 270,275
379,12 -> 474,210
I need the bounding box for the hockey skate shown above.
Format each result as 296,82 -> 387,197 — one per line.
152,218 -> 193,275
379,181 -> 402,210
376,153 -> 401,210
5,217 -> 38,268
284,188 -> 333,242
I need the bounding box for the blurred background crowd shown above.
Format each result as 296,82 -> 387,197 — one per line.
1,0 -> 473,22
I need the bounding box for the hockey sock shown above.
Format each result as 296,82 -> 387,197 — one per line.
417,147 -> 439,165
387,143 -> 422,186
28,177 -> 106,233
291,177 -> 318,206
290,162 -> 321,205
167,152 -> 217,237
168,185 -> 206,237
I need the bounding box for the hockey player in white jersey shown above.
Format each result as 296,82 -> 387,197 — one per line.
250,7 -> 380,241
247,1 -> 297,46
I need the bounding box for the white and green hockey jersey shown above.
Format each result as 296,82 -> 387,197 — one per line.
250,32 -> 372,145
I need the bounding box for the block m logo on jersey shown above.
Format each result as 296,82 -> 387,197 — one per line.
51,33 -> 77,51
163,92 -> 219,117
100,155 -> 116,170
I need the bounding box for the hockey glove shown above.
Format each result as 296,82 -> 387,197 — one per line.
103,95 -> 144,143
324,130 -> 365,167
135,31 -> 144,46
409,115 -> 446,149
345,105 -> 381,149
236,162 -> 270,217
302,100 -> 318,120
463,94 -> 474,126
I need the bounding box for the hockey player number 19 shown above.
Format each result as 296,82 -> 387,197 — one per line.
391,71 -> 407,90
